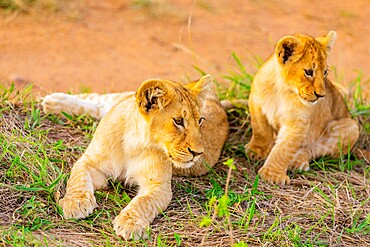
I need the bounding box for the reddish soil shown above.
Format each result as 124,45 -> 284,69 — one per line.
0,0 -> 369,97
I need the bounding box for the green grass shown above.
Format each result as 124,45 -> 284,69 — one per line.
0,61 -> 369,246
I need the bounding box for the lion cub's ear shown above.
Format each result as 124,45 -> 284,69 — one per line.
315,30 -> 337,55
275,36 -> 303,65
136,79 -> 173,114
185,74 -> 213,109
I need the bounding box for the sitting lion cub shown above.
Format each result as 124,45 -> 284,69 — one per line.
42,75 -> 229,239
245,31 -> 359,185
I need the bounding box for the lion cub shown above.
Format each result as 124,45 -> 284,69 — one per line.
245,31 -> 359,185
42,75 -> 229,239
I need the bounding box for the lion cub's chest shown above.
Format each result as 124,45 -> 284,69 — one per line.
259,88 -> 330,143
259,91 -> 296,132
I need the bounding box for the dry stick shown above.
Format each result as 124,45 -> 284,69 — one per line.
3,10 -> 19,24
224,162 -> 232,197
200,206 -> 218,245
171,43 -> 207,63
187,0 -> 199,67
224,163 -> 235,246
11,0 -> 42,21
200,163 -> 235,246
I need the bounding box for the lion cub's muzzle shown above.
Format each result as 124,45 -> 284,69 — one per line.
169,146 -> 204,169
299,90 -> 326,105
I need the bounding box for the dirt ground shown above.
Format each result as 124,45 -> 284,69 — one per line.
0,0 -> 369,96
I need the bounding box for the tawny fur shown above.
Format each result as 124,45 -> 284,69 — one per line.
245,31 -> 359,185
42,75 -> 229,239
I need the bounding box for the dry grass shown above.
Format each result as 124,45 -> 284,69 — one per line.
0,77 -> 369,246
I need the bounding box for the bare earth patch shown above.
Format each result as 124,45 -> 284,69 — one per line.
0,0 -> 369,98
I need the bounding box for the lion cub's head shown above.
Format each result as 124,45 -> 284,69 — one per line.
135,74 -> 213,169
275,31 -> 337,105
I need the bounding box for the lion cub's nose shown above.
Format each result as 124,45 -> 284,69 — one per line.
314,91 -> 325,98
188,147 -> 203,157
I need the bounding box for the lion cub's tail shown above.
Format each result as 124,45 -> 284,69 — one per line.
220,99 -> 248,111
42,92 -> 134,119
42,89 -> 249,119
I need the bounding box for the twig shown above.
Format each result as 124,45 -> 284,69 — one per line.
187,0 -> 198,66
200,206 -> 217,246
225,161 -> 235,245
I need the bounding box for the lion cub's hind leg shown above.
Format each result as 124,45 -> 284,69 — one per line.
289,148 -> 311,172
289,118 -> 358,172
311,118 -> 359,159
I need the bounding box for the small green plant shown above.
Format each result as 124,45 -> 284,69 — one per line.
234,240 -> 248,247
200,159 -> 238,245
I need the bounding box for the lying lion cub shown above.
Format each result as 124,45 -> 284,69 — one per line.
42,75 -> 229,239
245,31 -> 359,185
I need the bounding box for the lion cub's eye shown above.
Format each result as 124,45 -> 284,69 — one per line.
304,69 -> 314,78
199,117 -> 205,126
173,117 -> 184,127
324,69 -> 329,77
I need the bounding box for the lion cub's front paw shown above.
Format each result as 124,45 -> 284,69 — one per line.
258,165 -> 290,185
245,143 -> 270,161
59,191 -> 97,219
42,93 -> 76,114
113,210 -> 149,240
